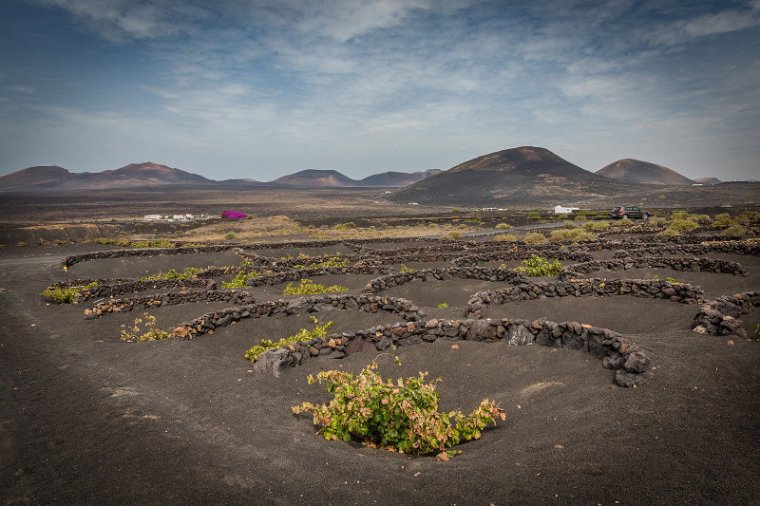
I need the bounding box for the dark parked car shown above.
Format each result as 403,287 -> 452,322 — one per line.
611,206 -> 650,220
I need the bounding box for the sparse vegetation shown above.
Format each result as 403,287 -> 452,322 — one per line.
549,228 -> 597,242
333,222 -> 357,230
283,279 -> 349,295
41,282 -> 99,304
94,238 -> 176,248
437,302 -> 449,309
120,313 -> 171,342
292,359 -> 506,455
399,264 -> 415,273
494,223 -> 512,229
514,255 -> 562,277
447,231 -> 462,240
16,241 -> 28,248
755,323 -> 760,342
224,232 -> 237,240
221,270 -> 260,289
244,317 -> 334,362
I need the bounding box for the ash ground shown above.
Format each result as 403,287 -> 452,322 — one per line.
1,234 -> 760,505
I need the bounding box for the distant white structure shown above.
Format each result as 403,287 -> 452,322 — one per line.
144,214 -> 162,221
481,207 -> 498,211
553,205 -> 580,215
144,213 -> 205,223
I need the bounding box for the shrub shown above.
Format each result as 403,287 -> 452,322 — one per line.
283,279 -> 348,295
292,360 -> 506,455
399,264 -> 415,273
447,231 -> 462,240
0,243 -> 5,250
244,317 -> 334,362
712,213 -> 735,228
120,313 -> 171,342
659,227 -> 682,237
494,223 -> 512,230
523,232 -> 547,244
16,241 -> 27,248
224,232 -> 237,240
649,217 -> 667,227
130,239 -> 175,248
492,234 -> 518,242
527,211 -> 541,220
41,282 -> 98,304
141,267 -> 205,281
514,255 -> 562,277
755,324 -> 760,343
583,221 -> 609,232
221,270 -> 260,289
437,302 -> 449,309
721,225 -> 748,237
668,218 -> 699,233
333,222 -> 357,230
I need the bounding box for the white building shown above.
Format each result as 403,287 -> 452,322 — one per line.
553,205 -> 580,215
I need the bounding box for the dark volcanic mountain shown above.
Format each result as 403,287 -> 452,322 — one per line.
359,169 -> 441,187
390,146 -> 632,205
0,162 -> 211,190
597,159 -> 694,185
272,169 -> 359,187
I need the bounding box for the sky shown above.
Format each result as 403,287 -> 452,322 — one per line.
0,0 -> 759,181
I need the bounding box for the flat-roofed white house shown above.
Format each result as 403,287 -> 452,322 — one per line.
553,205 -> 580,215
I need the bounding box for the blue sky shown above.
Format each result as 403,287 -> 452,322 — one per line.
1,0 -> 758,181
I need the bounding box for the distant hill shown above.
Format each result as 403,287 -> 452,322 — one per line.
0,162 -> 211,190
359,169 -> 441,187
390,146 -> 632,205
693,177 -> 721,184
596,159 -> 694,185
271,169 -> 359,187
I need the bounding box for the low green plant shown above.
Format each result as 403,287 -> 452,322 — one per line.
244,317 -> 334,362
513,255 -> 562,277
494,223 -> 512,230
141,267 -> 205,281
224,232 -> 237,240
333,222 -> 357,230
526,211 -> 541,220
755,323 -> 760,342
437,302 -> 449,309
522,232 -> 547,244
41,282 -> 99,304
130,239 -> 175,248
447,231 -> 462,240
283,279 -> 348,295
399,264 -> 415,273
711,213 -> 735,228
120,312 -> 171,342
292,359 -> 507,455
221,270 -> 260,289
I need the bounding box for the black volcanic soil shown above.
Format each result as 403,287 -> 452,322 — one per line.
1,242 -> 760,505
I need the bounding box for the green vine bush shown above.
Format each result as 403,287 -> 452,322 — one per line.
283,279 -> 348,295
41,282 -> 99,303
120,313 -> 171,342
522,232 -> 547,244
294,255 -> 350,270
292,360 -> 507,455
141,267 -> 205,281
221,270 -> 260,289
244,317 -> 334,361
513,255 -> 562,277
399,264 -> 415,273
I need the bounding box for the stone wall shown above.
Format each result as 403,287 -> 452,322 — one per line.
169,294 -> 424,340
467,278 -> 704,317
560,257 -> 747,280
84,289 -> 257,319
363,267 -> 526,295
691,291 -> 760,338
252,317 -> 651,388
